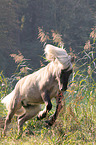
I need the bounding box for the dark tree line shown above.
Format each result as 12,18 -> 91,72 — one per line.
0,0 -> 96,76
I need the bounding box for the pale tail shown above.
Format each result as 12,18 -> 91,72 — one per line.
1,90 -> 15,111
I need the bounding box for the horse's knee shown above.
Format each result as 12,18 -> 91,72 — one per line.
5,117 -> 11,125
47,102 -> 52,111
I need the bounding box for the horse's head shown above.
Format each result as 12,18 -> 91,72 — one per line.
60,56 -> 74,91
60,68 -> 72,91
44,44 -> 74,91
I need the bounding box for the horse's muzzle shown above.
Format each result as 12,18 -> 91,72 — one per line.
61,86 -> 67,91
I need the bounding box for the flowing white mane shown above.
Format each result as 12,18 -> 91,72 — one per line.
44,44 -> 72,70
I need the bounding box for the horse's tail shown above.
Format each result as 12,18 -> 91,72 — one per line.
44,44 -> 72,69
1,90 -> 15,111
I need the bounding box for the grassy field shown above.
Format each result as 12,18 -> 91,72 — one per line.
0,28 -> 96,144
0,94 -> 96,145
0,66 -> 96,145
0,90 -> 96,145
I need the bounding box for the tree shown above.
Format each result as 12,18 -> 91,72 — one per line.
0,0 -> 20,75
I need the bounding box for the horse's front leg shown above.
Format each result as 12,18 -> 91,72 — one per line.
37,90 -> 52,120
47,92 -> 63,126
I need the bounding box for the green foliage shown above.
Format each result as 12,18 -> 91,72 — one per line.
0,73 -> 11,101
0,52 -> 32,100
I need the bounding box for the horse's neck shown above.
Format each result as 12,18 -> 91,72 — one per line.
47,61 -> 62,78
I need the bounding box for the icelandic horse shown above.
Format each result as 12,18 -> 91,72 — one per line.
1,44 -> 73,135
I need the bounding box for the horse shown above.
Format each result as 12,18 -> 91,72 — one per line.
1,44 -> 73,135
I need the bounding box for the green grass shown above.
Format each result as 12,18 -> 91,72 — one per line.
0,87 -> 96,145
0,62 -> 96,145
0,63 -> 96,145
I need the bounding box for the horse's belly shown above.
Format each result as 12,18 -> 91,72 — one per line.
27,94 -> 43,104
21,89 -> 44,105
20,82 -> 43,104
20,79 -> 58,105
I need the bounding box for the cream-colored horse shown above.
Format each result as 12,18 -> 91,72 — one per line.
2,44 -> 73,135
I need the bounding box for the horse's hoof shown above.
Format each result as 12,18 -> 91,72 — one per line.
45,120 -> 53,127
24,129 -> 34,135
1,131 -> 6,137
37,116 -> 41,120
16,133 -> 22,139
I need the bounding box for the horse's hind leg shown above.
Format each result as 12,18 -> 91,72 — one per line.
3,101 -> 18,135
18,105 -> 40,134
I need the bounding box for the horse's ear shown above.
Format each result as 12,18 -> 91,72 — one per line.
69,56 -> 74,63
71,56 -> 74,63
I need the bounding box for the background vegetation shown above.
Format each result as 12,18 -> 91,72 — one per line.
0,25 -> 96,144
0,0 -> 96,76
0,0 -> 96,144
